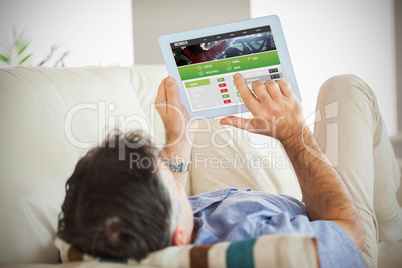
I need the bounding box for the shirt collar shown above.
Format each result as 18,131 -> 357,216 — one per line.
188,187 -> 235,214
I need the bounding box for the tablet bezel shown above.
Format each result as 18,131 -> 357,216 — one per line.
158,15 -> 301,119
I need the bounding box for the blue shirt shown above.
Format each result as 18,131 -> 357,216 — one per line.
189,188 -> 365,268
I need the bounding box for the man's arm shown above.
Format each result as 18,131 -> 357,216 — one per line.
220,74 -> 365,250
154,77 -> 197,188
281,124 -> 365,250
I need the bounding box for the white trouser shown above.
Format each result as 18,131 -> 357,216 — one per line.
313,75 -> 402,267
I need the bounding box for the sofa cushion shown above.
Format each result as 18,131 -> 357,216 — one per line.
0,67 -> 151,263
128,65 -> 168,146
55,235 -> 319,268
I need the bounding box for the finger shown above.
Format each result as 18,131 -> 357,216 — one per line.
155,77 -> 168,105
220,116 -> 254,132
233,73 -> 259,114
165,77 -> 181,107
264,80 -> 282,101
252,80 -> 272,103
276,80 -> 293,97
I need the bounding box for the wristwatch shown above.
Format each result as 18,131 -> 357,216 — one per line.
168,161 -> 191,172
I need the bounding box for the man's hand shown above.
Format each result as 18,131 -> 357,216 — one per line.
154,77 -> 198,187
155,77 -> 198,152
220,73 -> 365,250
220,73 -> 304,141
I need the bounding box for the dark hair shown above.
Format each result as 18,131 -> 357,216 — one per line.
57,131 -> 177,261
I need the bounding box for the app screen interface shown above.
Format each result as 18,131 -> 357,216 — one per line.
170,26 -> 282,112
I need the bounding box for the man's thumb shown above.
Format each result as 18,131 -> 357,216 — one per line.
165,77 -> 180,106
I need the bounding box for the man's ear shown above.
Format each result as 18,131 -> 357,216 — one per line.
172,224 -> 186,246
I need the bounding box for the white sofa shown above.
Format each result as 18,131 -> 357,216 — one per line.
0,66 -> 401,267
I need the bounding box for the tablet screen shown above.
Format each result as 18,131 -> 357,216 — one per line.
170,25 -> 282,112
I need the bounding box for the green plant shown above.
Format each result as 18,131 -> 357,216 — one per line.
0,29 -> 32,66
0,28 -> 70,67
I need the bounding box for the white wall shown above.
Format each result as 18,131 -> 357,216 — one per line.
0,0 -> 397,134
251,0 -> 397,135
132,0 -> 250,64
396,0 -> 402,133
0,0 -> 133,67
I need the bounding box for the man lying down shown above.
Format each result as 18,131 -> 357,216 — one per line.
57,74 -> 402,268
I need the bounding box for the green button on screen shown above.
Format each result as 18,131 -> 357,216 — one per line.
221,94 -> 230,98
184,78 -> 211,88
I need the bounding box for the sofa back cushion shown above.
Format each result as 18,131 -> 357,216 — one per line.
0,66 -> 156,263
128,65 -> 168,145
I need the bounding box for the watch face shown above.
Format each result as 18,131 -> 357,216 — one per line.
170,163 -> 177,171
169,162 -> 190,172
174,164 -> 180,171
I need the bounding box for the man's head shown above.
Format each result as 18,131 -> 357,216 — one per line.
57,131 -> 193,261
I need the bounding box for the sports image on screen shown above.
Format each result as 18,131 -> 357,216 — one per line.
170,26 -> 283,112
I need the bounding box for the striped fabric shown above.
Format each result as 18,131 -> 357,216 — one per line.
55,234 -> 319,268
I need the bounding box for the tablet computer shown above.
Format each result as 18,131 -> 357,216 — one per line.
158,15 -> 301,119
